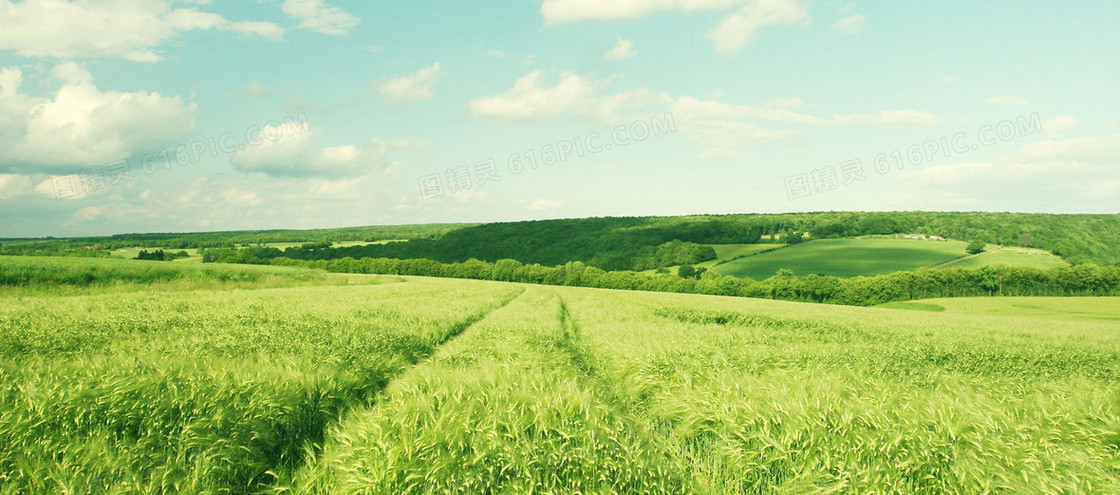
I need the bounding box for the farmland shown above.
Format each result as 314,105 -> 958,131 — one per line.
709,238 -> 1067,280
1,257 -> 1117,493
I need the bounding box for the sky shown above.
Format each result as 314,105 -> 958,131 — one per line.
0,0 -> 1118,238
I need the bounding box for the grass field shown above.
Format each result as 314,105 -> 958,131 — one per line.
711,238 -> 1066,280
0,255 -> 365,296
941,246 -> 1069,270
1,256 -> 1117,493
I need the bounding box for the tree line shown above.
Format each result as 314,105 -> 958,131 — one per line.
218,212 -> 1120,271
248,255 -> 1120,307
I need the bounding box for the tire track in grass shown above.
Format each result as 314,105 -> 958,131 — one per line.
254,285 -> 526,493
404,286 -> 526,366
284,287 -> 691,494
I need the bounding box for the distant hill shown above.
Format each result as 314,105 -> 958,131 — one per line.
241,212 -> 1120,270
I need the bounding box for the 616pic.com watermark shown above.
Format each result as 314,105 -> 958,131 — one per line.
785,113 -> 1044,201
417,114 -> 677,201
50,114 -> 311,199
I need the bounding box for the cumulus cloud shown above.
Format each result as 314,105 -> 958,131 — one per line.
373,63 -> 442,105
0,0 -> 284,61
468,70 -> 670,123
707,0 -> 810,54
230,122 -> 390,178
603,38 -> 637,61
831,13 -> 866,35
0,65 -> 197,173
541,0 -> 808,54
281,0 -> 359,36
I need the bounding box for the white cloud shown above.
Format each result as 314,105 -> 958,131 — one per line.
0,65 -> 197,173
907,133 -> 1120,201
223,188 -> 264,206
707,0 -> 809,54
941,76 -> 961,85
0,173 -> 32,199
672,96 -> 942,157
672,97 -> 801,156
0,0 -> 284,61
541,0 -> 808,53
986,95 -> 1028,106
50,62 -> 93,84
603,38 -> 637,61
281,0 -> 359,36
234,80 -> 273,99
468,70 -> 670,123
374,63 -> 442,105
540,0 -> 743,23
230,122 -> 390,178
31,174 -> 92,200
528,198 -> 566,210
225,21 -> 286,40
1074,179 -> 1120,200
1044,115 -> 1079,135
74,205 -> 102,221
831,13 -> 865,35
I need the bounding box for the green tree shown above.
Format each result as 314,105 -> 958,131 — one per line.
966,240 -> 986,255
677,265 -> 695,279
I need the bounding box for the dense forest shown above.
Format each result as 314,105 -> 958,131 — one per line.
199,212 -> 1120,271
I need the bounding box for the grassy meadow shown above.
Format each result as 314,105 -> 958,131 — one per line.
1,256 -> 1117,493
710,238 -> 1066,279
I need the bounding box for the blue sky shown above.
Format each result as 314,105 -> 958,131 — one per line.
0,0 -> 1117,237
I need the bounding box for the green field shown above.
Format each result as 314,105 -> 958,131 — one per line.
711,238 -> 1066,280
1,257 -> 1117,493
941,246 -> 1070,270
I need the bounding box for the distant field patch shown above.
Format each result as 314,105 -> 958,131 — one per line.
712,238 -> 970,279
710,238 -> 1067,280
940,246 -> 1067,269
914,296 -> 1120,321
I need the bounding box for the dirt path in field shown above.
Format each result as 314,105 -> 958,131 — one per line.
933,246 -> 1002,268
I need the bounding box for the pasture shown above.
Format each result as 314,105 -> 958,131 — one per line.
1,256 -> 1117,493
710,238 -> 1065,279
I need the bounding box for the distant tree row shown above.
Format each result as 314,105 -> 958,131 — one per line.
255,256 -> 1120,307
135,250 -> 190,261
235,212 -> 1120,270
7,212 -> 1120,267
